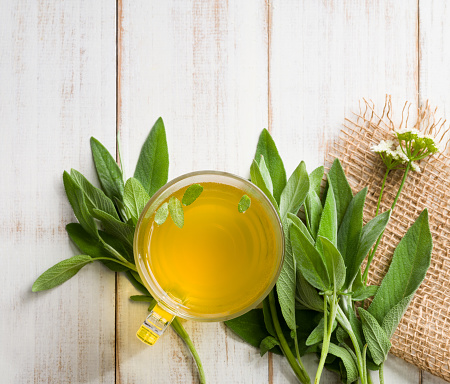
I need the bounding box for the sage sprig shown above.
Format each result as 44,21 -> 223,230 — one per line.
226,129 -> 433,384
32,118 -> 206,384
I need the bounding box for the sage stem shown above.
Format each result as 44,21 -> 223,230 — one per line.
268,291 -> 310,384
171,317 -> 206,384
375,169 -> 389,217
363,162 -> 411,283
379,363 -> 385,384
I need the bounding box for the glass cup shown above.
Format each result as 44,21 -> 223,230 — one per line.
134,171 -> 284,345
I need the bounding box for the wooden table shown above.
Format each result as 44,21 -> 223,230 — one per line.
1,1 -> 449,383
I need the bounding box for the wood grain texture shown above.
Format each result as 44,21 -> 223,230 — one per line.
269,0 -> 420,382
0,0 -> 116,382
116,1 -> 270,383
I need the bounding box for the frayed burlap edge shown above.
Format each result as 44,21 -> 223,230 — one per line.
325,96 -> 450,382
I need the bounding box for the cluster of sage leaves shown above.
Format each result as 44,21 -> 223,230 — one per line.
225,129 -> 433,384
32,118 -> 206,384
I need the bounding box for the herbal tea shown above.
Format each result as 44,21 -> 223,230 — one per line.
140,182 -> 279,316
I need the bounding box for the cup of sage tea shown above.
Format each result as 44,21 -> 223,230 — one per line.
134,171 -> 284,345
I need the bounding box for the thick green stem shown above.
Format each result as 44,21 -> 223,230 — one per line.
367,370 -> 373,384
315,292 -> 337,384
379,363 -> 385,384
171,317 -> 206,384
375,169 -> 389,217
93,255 -> 137,271
363,162 -> 411,283
335,306 -> 367,384
269,291 -> 310,384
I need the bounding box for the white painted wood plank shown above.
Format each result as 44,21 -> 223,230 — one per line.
117,1 -> 269,383
0,1 -> 116,382
419,1 -> 450,383
270,1 -> 420,383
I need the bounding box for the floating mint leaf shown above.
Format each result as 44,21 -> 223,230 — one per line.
168,197 -> 184,228
182,184 -> 203,206
238,194 -> 251,213
155,202 -> 169,225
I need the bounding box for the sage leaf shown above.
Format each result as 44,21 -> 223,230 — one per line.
134,117 -> 169,196
328,159 -> 353,227
304,191 -> 323,239
287,212 -> 314,245
306,317 -> 337,346
381,294 -> 414,338
260,336 -> 280,356
348,309 -> 364,351
276,220 -> 297,331
130,295 -> 154,302
296,269 -> 323,312
92,208 -> 134,247
63,171 -> 99,239
358,308 -> 391,365
70,169 -> 119,220
124,177 -> 151,224
345,210 -> 391,289
258,155 -> 274,195
182,184 -> 204,206
337,188 -> 367,268
238,195 -> 251,213
290,223 -> 330,291
279,161 -> 309,220
66,223 -> 128,272
352,285 -> 379,302
225,309 -> 272,349
100,229 -> 134,263
32,255 -> 93,292
126,271 -> 149,295
369,209 -> 432,325
336,326 -> 348,344
90,137 -> 124,201
316,181 -> 337,253
317,236 -> 346,291
309,166 -> 324,196
262,298 -> 276,337
255,128 -> 287,203
155,202 -> 169,225
168,196 -> 184,228
328,343 -> 359,384
250,159 -> 278,211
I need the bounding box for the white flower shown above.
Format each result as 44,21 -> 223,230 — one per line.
371,140 -> 395,154
410,161 -> 421,172
392,146 -> 409,163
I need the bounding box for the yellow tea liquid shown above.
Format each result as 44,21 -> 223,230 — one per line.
141,182 -> 280,317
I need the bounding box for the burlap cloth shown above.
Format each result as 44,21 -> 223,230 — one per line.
325,97 -> 450,382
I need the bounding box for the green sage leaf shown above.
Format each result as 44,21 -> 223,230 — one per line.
63,171 -> 99,239
316,181 -> 337,253
124,177 -> 151,224
238,194 -> 251,213
155,202 -> 169,225
287,212 -> 314,245
306,317 -> 337,346
90,137 -> 124,201
369,209 -> 432,327
337,188 -> 367,269
92,208 -> 134,247
290,223 -> 330,291
328,159 -> 353,227
328,343 -> 359,384
182,184 -> 204,206
134,117 -> 169,196
260,336 -> 280,356
358,307 -> 391,365
381,294 -> 414,338
168,196 -> 184,228
255,129 -> 287,203
345,210 -> 391,289
304,190 -> 323,239
317,236 -> 346,291
279,161 -> 309,220
352,285 -> 379,302
70,169 -> 119,220
126,271 -> 149,295
262,298 -> 276,337
258,155 -> 274,196
296,269 -> 323,312
308,166 -> 324,196
250,159 -> 278,211
32,255 -> 93,292
130,295 -> 154,302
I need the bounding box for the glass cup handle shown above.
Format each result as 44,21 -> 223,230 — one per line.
136,303 -> 175,346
